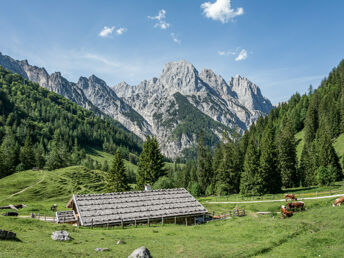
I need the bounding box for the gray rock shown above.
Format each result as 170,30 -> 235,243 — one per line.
0,230 -> 16,240
128,246 -> 152,258
95,248 -> 110,252
117,239 -> 124,245
114,60 -> 272,158
51,230 -> 70,241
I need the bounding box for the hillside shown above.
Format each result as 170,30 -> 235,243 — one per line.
0,67 -> 142,178
236,58 -> 344,193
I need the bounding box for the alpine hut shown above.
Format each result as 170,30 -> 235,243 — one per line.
66,188 -> 208,227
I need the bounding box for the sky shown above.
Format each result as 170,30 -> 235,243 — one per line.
1,0 -> 344,104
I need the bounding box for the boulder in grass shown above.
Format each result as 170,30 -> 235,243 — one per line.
95,248 -> 110,252
128,246 -> 152,258
51,230 -> 70,241
0,230 -> 16,240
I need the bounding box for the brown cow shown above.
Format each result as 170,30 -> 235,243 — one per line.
333,196 -> 344,207
281,205 -> 293,219
288,201 -> 304,211
285,194 -> 297,201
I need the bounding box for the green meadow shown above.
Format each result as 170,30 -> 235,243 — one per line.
0,167 -> 344,257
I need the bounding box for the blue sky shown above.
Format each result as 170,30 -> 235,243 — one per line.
1,0 -> 344,104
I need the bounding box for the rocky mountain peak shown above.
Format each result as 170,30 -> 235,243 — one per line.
228,76 -> 272,114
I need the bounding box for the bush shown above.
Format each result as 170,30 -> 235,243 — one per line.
188,182 -> 201,197
152,176 -> 174,190
205,184 -> 214,196
215,182 -> 229,196
316,165 -> 337,186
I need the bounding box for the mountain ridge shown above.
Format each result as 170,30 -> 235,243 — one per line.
0,52 -> 272,158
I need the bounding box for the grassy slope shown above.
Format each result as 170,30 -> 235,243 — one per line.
86,147 -> 139,172
86,147 -> 179,174
295,129 -> 305,161
0,167 -> 106,216
295,130 -> 344,161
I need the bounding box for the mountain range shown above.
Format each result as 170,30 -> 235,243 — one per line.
0,52 -> 272,158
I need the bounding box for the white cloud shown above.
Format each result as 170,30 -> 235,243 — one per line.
218,47 -> 248,61
116,27 -> 127,35
99,26 -> 115,37
201,0 -> 244,23
148,9 -> 170,29
217,50 -> 237,56
235,49 -> 248,61
170,33 -> 181,44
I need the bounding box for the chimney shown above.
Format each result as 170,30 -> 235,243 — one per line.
144,184 -> 152,191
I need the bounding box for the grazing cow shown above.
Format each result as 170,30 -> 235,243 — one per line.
285,194 -> 297,201
288,201 -> 305,211
51,204 -> 57,211
333,196 -> 344,207
281,205 -> 293,219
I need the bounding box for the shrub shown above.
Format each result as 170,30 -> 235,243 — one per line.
152,176 -> 174,190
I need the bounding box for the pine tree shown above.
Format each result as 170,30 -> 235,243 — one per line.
240,135 -> 260,195
34,145 -> 45,169
317,128 -> 342,180
19,136 -> 35,170
106,149 -> 130,192
137,136 -> 165,189
257,125 -> 281,194
299,142 -> 318,186
304,94 -> 319,144
197,132 -> 213,194
102,160 -> 109,172
277,120 -> 298,188
0,129 -> 18,177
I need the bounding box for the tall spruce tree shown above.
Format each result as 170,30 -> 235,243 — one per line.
0,129 -> 19,177
137,136 -> 165,189
317,128 -> 342,180
240,135 -> 260,195
106,149 -> 130,192
304,94 -> 319,144
277,120 -> 298,188
197,132 -> 213,194
257,125 -> 281,194
19,136 -> 35,170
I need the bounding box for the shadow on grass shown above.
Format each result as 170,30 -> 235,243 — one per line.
84,146 -> 103,158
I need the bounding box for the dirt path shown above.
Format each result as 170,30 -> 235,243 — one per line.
206,193 -> 344,204
1,171 -> 46,202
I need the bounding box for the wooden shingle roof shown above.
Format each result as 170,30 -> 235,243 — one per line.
73,188 -> 208,226
56,210 -> 77,223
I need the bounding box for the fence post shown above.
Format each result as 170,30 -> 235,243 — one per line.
194,217 -> 196,225
121,219 -> 124,229
185,217 -> 188,226
91,219 -> 94,229
174,216 -> 177,224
